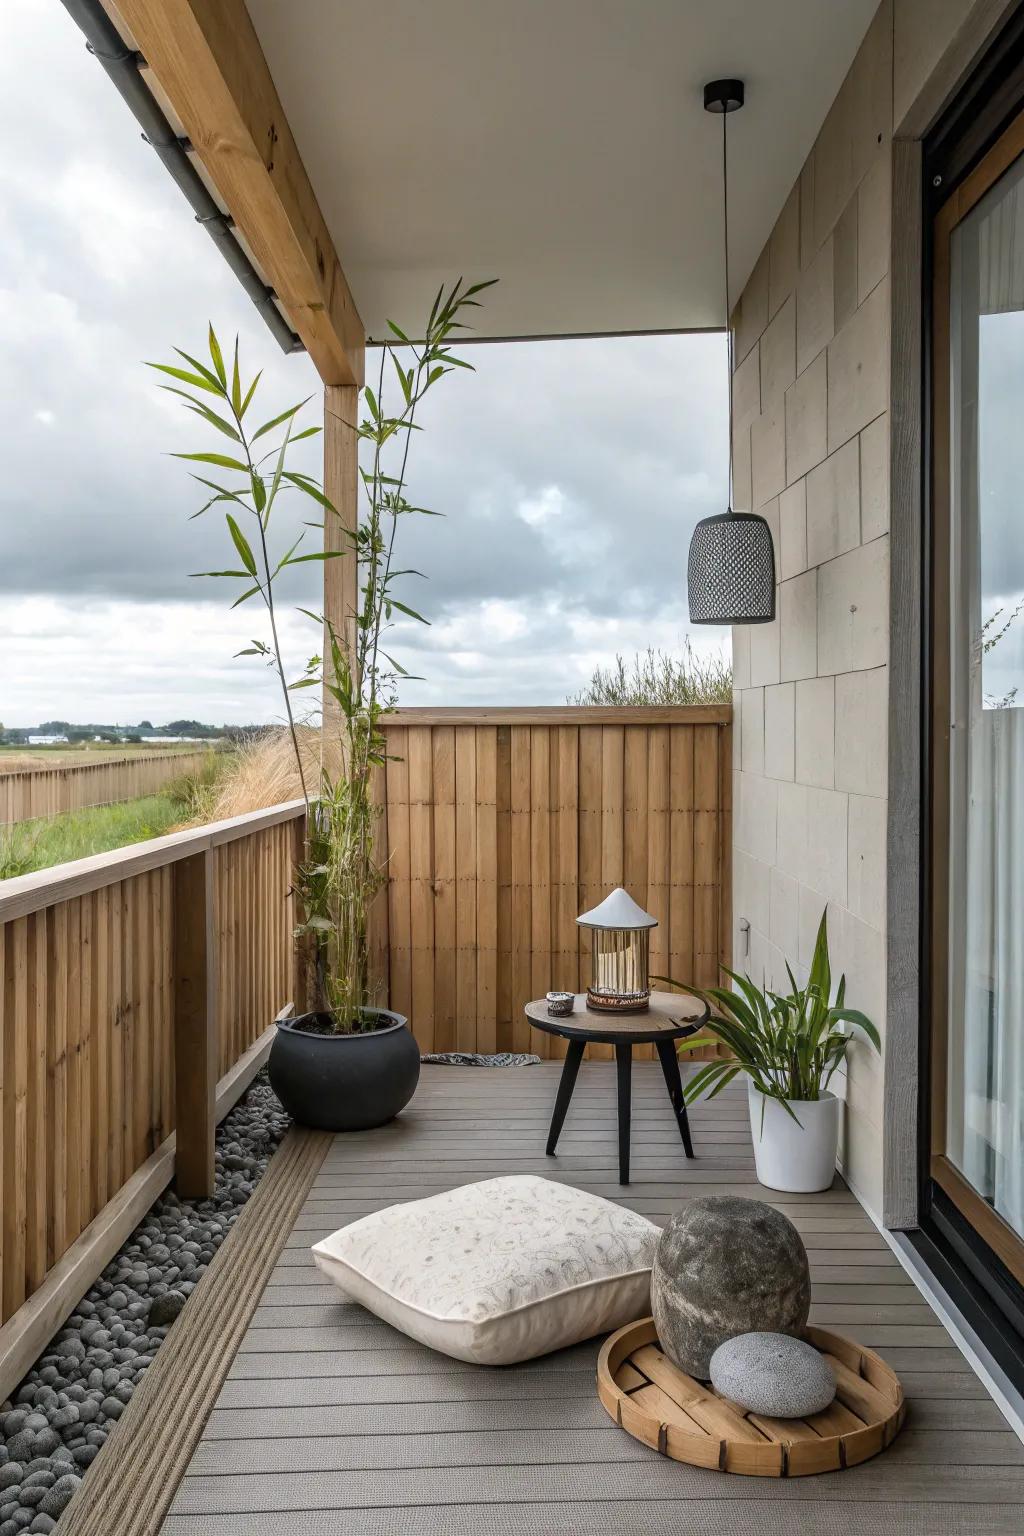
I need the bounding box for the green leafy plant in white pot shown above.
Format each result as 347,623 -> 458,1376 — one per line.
663,911 -> 880,1193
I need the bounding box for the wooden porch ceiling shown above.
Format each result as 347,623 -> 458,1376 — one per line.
99,0 -> 881,372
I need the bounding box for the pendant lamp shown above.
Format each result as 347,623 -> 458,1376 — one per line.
687,79 -> 776,626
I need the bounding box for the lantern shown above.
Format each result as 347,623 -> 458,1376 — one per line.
576,888 -> 658,1013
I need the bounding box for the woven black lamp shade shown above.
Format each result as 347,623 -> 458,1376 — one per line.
687,510 -> 776,624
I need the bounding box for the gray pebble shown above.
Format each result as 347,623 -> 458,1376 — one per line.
710,1332 -> 837,1418
39,1474 -> 80,1519
0,1074 -> 284,1502
30,1517 -> 57,1534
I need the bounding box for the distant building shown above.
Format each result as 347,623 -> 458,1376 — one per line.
27,734 -> 68,745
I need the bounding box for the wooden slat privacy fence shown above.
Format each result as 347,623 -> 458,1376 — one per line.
0,802 -> 301,1341
370,706 -> 732,1061
0,750 -> 216,825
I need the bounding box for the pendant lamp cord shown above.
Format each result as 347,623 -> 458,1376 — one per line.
722,107 -> 734,515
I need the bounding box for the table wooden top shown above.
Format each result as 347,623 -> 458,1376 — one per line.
524,989 -> 709,1045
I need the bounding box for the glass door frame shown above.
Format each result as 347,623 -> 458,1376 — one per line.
929,103 -> 1024,1291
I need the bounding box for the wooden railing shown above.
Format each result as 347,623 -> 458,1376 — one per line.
369,706 -> 733,1060
0,800 -> 302,1399
0,750 -> 215,825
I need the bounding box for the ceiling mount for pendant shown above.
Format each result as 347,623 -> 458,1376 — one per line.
687,75 -> 777,627
703,79 -> 745,115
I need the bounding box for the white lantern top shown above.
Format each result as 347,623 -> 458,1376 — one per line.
576,887 -> 658,931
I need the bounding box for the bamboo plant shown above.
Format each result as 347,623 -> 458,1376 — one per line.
152,278 -> 495,1030
657,909 -> 880,1119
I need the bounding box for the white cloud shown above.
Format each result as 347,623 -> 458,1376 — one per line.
0,0 -> 731,726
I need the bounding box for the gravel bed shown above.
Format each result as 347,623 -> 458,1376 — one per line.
0,1072 -> 288,1534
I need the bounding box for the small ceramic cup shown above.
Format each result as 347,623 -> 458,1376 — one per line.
546,991 -> 575,1017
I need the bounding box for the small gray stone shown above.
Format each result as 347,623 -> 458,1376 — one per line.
0,1469 -> 20,1493
30,1516 -> 57,1535
710,1332 -> 836,1417
146,1292 -> 186,1329
39,1474 -> 80,1519
651,1196 -> 811,1379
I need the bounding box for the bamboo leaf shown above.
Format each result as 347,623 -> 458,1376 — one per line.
208,324 -> 227,385
145,361 -> 220,394
225,513 -> 258,577
173,451 -> 248,472
251,396 -> 313,443
231,338 -> 242,415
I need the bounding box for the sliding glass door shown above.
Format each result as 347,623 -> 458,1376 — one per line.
932,112 -> 1024,1283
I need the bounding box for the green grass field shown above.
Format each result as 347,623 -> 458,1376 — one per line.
0,794 -> 185,879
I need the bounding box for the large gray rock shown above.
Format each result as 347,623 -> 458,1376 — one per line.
651,1196 -> 811,1378
710,1332 -> 836,1417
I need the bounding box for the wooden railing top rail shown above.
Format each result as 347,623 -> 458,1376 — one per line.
0,748 -> 213,778
379,705 -> 733,726
0,799 -> 305,923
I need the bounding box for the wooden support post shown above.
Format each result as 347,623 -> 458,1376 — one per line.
172,850 -> 216,1198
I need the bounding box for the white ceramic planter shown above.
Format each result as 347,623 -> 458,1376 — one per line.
747,1083 -> 841,1193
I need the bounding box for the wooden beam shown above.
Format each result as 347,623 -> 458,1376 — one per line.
172,851 -> 216,1198
107,0 -> 365,387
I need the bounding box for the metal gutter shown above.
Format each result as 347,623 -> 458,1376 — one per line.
59,0 -> 305,357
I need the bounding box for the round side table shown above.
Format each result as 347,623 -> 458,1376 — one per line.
524,990 -> 709,1184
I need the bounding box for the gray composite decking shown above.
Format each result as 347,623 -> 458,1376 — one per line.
161,1062 -> 1024,1535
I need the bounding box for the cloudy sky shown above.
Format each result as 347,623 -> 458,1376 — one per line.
1,0 -> 731,728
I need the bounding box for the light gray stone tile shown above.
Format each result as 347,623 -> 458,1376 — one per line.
858,144 -> 891,303
806,437 -> 861,568
777,782 -> 848,903
827,278 -> 890,454
769,184 -> 800,319
785,353 -> 828,484
735,849 -> 771,936
797,239 -> 835,375
764,682 -> 795,782
751,404 -> 786,508
735,247 -> 769,363
749,607 -> 781,688
733,343 -> 761,429
817,537 -> 889,675
780,569 -> 817,682
779,479 -> 807,581
769,866 -> 800,962
733,418 -> 753,512
731,624 -> 751,691
799,156 -> 816,271
848,792 -> 887,926
760,294 -> 796,406
740,686 -> 765,774
859,413 -> 889,541
833,193 -> 859,332
736,771 -> 778,866
795,675 -> 836,789
835,666 -> 889,797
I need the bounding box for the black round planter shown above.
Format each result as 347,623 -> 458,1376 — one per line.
268,1009 -> 420,1132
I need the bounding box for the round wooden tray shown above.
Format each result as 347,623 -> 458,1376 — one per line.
597,1319 -> 906,1477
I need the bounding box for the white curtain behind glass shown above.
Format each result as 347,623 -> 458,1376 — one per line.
948,157 -> 1024,1241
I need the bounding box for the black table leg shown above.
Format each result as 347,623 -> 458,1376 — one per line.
546,1038 -> 585,1155
615,1042 -> 632,1184
656,1038 -> 695,1159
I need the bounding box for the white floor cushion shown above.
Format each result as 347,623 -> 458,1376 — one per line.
311,1174 -> 659,1364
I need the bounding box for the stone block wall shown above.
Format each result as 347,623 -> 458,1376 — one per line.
729,2 -> 893,1215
